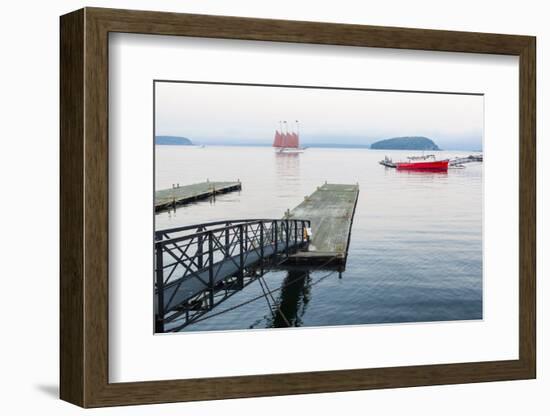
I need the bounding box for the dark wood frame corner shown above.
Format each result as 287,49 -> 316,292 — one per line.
60,7 -> 536,408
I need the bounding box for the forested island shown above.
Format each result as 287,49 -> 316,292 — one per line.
155,136 -> 193,145
370,136 -> 440,150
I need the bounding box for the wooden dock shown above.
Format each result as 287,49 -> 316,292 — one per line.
286,183 -> 359,267
155,180 -> 241,212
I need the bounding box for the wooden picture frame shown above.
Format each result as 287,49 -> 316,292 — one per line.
60,7 -> 536,408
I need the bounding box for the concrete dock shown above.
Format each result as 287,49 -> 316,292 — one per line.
286,183 -> 359,266
155,180 -> 241,212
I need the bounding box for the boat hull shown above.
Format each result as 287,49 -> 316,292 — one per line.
396,160 -> 449,171
275,147 -> 304,154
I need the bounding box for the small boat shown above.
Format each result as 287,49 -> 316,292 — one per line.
379,154 -> 449,171
395,155 -> 449,171
379,155 -> 396,168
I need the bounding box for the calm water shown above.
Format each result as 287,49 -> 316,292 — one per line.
155,145 -> 483,331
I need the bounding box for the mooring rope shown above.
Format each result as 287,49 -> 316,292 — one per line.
257,276 -> 276,319
164,238 -> 306,329
260,275 -> 291,327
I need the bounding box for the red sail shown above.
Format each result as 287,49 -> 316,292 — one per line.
281,133 -> 289,147
282,132 -> 298,148
290,133 -> 299,148
273,129 -> 300,148
273,130 -> 283,147
286,133 -> 294,148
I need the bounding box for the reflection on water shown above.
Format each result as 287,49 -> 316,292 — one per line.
389,169 -> 448,177
268,271 -> 311,328
155,145 -> 483,332
275,152 -> 301,179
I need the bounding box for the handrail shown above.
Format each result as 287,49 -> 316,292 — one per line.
154,218 -> 311,332
156,218 -> 310,246
156,218 -> 311,236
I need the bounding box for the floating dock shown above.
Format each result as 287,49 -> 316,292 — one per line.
155,180 -> 241,212
449,154 -> 483,166
286,183 -> 359,267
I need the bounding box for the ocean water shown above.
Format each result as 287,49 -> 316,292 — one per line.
155,145 -> 483,332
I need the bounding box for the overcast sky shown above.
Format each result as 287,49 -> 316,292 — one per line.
155,81 -> 483,150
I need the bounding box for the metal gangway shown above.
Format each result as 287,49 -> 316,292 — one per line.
155,218 -> 310,332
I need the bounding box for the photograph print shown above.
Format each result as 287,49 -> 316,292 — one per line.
154,81 -> 483,334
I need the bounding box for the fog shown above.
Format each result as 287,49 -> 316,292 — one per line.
155,81 -> 483,150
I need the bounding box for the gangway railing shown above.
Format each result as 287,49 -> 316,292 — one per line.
154,218 -> 310,332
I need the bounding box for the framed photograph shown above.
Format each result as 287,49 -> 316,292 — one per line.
60,7 -> 536,408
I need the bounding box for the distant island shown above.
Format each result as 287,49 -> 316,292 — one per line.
155,136 -> 193,145
370,136 -> 440,150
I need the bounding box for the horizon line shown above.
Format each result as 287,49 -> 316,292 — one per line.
155,142 -> 483,151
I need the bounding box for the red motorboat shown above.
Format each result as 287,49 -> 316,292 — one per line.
395,155 -> 449,172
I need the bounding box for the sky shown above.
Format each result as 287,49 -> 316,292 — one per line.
155,81 -> 484,150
